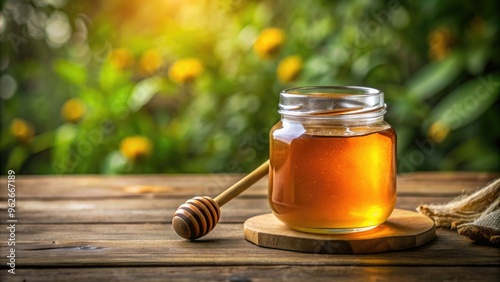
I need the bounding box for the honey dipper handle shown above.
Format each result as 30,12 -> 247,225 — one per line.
214,160 -> 270,207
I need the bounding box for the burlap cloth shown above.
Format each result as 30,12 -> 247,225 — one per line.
417,178 -> 500,245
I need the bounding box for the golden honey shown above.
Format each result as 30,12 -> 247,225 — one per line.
269,86 -> 396,233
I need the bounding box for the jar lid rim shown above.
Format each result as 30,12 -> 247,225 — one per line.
279,85 -> 385,117
282,86 -> 382,97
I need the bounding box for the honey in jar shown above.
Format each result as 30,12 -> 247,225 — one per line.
269,86 -> 396,234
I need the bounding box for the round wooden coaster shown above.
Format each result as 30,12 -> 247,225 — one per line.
243,209 -> 435,254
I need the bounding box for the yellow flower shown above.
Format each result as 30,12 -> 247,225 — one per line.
109,48 -> 134,69
428,121 -> 450,143
10,118 -> 35,143
168,58 -> 204,84
120,136 -> 152,161
428,27 -> 452,61
139,49 -> 163,75
253,28 -> 285,59
277,55 -> 303,83
61,98 -> 86,123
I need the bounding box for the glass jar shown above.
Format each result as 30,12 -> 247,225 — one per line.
269,86 -> 396,234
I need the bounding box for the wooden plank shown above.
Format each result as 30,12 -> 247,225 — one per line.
0,174 -> 249,199
0,197 -> 452,223
1,172 -> 498,199
395,172 -> 498,195
1,223 -> 498,267
397,172 -> 499,181
1,266 -> 498,282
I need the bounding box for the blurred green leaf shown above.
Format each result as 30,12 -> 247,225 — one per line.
352,50 -> 385,79
98,62 -> 127,91
6,146 -> 29,171
466,46 -> 490,75
79,87 -> 103,113
445,137 -> 500,171
31,131 -> 56,154
462,154 -> 499,171
53,59 -> 87,86
102,151 -> 127,174
407,53 -> 462,101
128,77 -> 162,112
55,124 -> 78,145
425,73 -> 500,130
51,124 -> 78,174
394,125 -> 416,154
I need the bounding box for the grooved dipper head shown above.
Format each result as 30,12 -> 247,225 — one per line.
172,196 -> 221,240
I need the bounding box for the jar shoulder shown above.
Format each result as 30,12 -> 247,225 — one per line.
271,120 -> 393,138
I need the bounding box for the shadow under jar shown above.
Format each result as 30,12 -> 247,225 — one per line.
269,86 -> 397,234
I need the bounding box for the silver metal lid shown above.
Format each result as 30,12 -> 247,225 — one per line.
279,86 -> 386,119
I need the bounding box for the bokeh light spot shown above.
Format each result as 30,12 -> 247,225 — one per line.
0,13 -> 6,34
45,11 -> 71,48
0,74 -> 18,100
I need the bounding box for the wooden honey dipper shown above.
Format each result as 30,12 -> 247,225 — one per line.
172,160 -> 270,240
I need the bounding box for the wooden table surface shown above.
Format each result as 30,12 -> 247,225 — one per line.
1,172 -> 499,281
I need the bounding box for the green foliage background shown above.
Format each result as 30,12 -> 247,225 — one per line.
1,0 -> 499,174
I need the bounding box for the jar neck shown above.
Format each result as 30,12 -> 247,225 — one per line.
280,115 -> 390,137
281,114 -> 385,127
